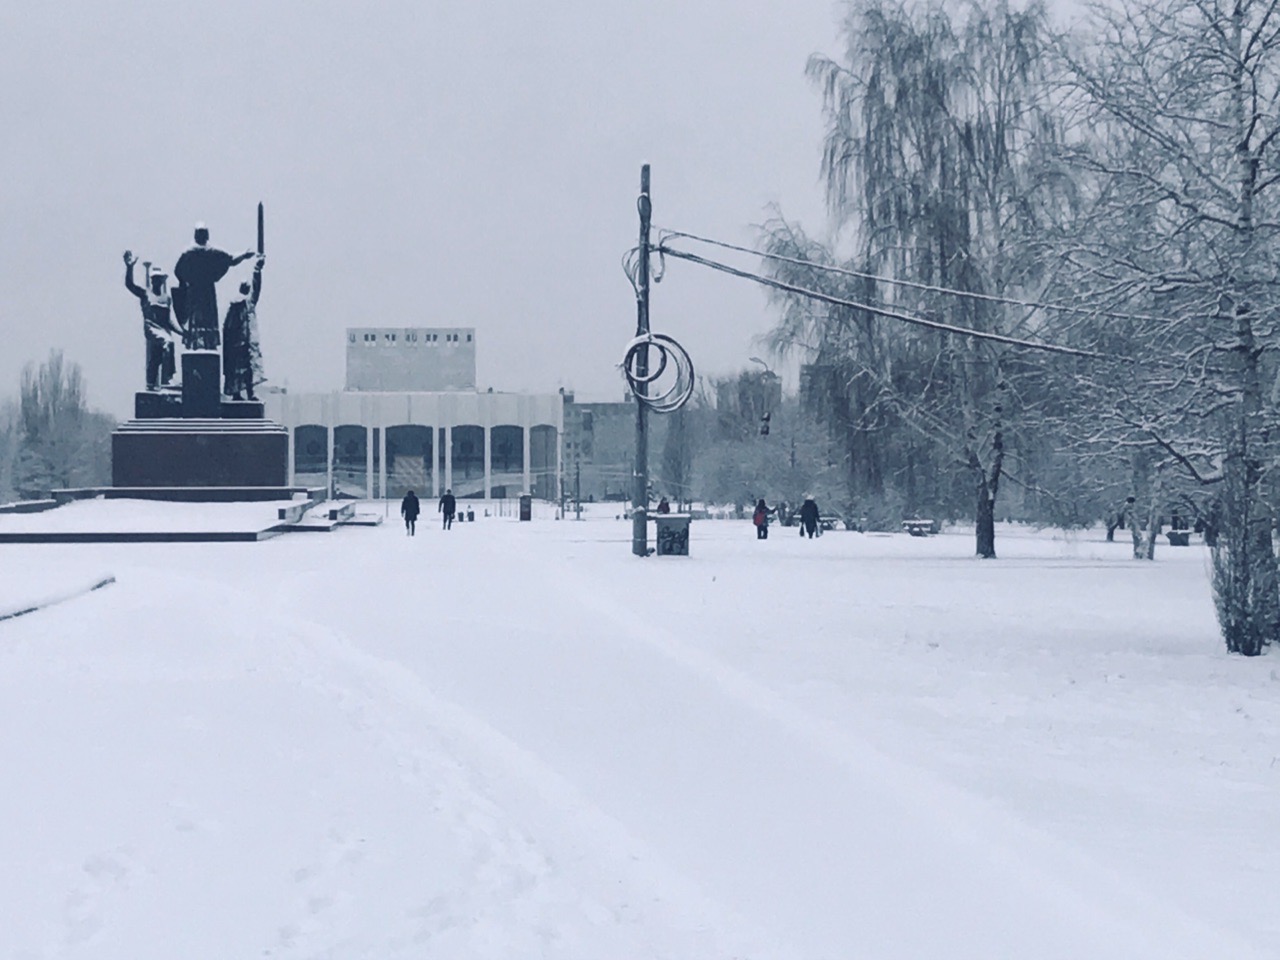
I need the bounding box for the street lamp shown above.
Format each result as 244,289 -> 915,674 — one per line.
749,357 -> 774,436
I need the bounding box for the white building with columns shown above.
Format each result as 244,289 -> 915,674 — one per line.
264,328 -> 562,501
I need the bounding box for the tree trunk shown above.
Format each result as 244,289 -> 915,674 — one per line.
1142,469 -> 1163,561
975,479 -> 996,558
1212,2 -> 1280,654
973,452 -> 1002,558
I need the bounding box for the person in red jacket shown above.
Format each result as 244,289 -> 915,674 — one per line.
752,498 -> 774,539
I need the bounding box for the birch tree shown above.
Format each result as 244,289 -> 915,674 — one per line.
767,0 -> 1072,557
1060,0 -> 1280,654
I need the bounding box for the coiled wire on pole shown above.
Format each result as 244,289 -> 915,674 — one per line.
621,333 -> 695,413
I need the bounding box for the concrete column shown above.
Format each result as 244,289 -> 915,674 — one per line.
287,426 -> 296,487
378,425 -> 387,501
483,426 -> 492,500
431,426 -> 439,498
555,426 -> 563,504
325,424 -> 334,500
522,424 -> 531,495
444,424 -> 453,493
365,426 -> 374,500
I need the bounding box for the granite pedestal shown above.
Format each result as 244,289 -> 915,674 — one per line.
134,392 -> 265,420
181,351 -> 221,418
112,419 -> 288,488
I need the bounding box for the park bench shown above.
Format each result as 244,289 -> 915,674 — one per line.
276,502 -> 309,524
902,518 -> 939,536
327,502 -> 356,523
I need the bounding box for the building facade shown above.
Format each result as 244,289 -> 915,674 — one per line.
266,328 -> 561,501
346,326 -> 476,391
561,392 -> 668,503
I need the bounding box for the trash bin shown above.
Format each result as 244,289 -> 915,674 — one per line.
654,513 -> 691,556
519,494 -> 532,522
466,508 -> 475,522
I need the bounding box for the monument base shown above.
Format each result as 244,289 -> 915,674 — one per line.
221,399 -> 266,419
134,392 -> 265,420
134,390 -> 184,419
112,418 -> 289,488
181,351 -> 221,418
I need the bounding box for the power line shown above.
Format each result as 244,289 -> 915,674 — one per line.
656,244 -> 1115,360
656,228 -> 1167,325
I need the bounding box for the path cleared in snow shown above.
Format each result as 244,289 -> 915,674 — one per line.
1,513 -> 1275,959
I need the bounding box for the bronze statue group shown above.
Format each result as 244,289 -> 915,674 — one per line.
123,221 -> 265,401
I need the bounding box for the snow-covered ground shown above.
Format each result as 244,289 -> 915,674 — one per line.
1,509 -> 1276,959
0,498 -> 294,535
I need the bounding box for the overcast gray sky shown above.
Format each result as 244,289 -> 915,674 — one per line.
0,0 -> 1085,418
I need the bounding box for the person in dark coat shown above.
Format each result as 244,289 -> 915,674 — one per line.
752,498 -> 774,539
439,489 -> 457,529
799,496 -> 820,539
656,497 -> 671,514
400,489 -> 420,536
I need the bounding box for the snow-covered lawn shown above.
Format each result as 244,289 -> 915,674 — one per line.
1,511 -> 1275,959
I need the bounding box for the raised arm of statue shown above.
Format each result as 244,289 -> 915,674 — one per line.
231,249 -> 256,266
123,253 -> 145,300
250,257 -> 264,308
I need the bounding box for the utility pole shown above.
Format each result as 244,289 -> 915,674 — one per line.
631,164 -> 652,557
575,459 -> 582,520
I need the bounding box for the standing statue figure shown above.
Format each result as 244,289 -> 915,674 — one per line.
223,256 -> 265,401
172,222 -> 256,351
123,251 -> 183,390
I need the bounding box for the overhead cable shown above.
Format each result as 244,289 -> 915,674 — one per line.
621,333 -> 696,412
657,228 -> 1167,325
656,244 -> 1113,360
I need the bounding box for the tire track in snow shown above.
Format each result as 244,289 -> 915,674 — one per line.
538,553 -> 1261,960
262,608 -> 804,960
0,575 -> 116,624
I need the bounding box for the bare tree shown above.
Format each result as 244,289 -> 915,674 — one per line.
766,0 -> 1073,556
1059,0 -> 1280,654
15,350 -> 113,496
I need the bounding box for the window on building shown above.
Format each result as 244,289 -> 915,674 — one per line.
467,333 -> 472,342
348,334 -> 356,343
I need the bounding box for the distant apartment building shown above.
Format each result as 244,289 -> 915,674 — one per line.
560,392 -> 669,503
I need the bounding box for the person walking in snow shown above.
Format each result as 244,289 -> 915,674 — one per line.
752,498 -> 774,540
400,489 -> 420,536
656,496 -> 671,514
439,489 -> 457,530
799,496 -> 820,539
